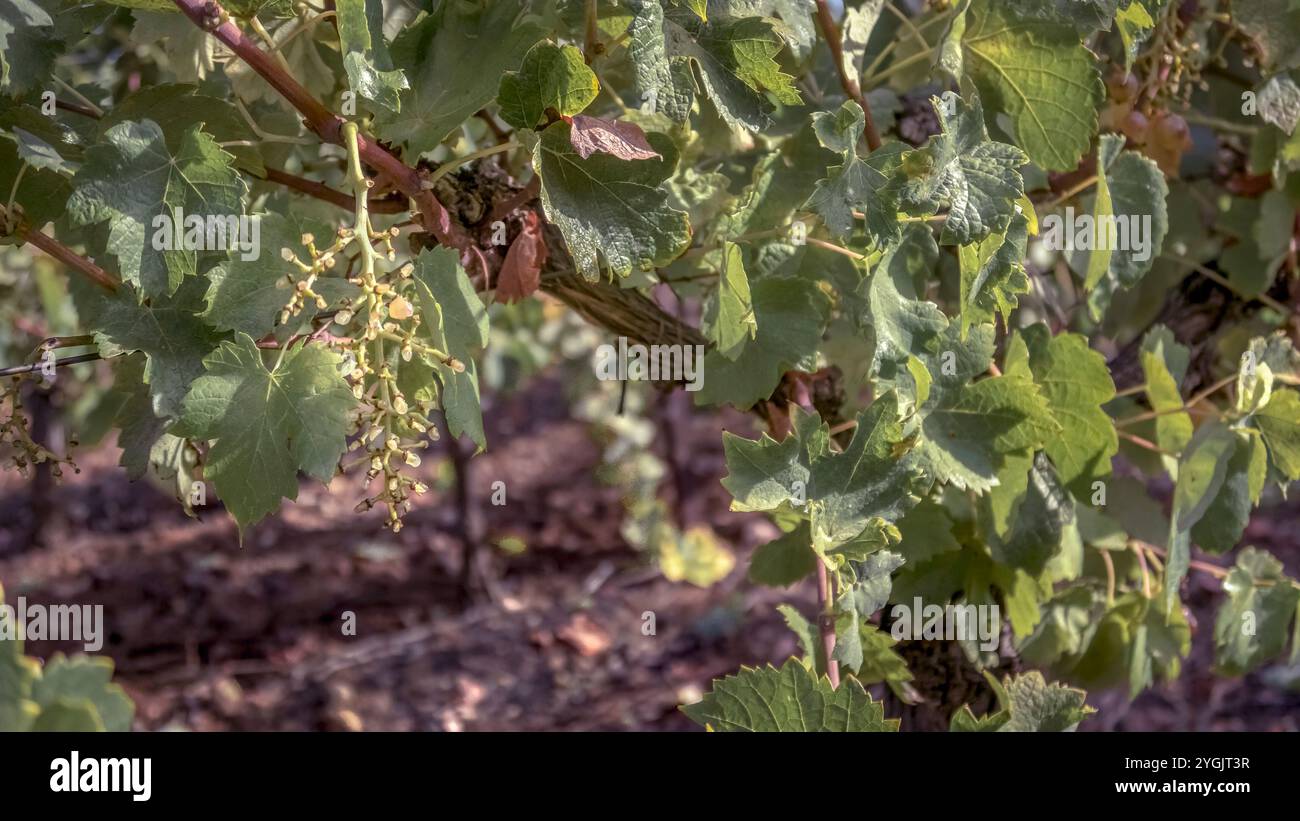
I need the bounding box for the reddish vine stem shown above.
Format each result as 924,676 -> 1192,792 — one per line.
170,0 -> 484,273
18,226 -> 120,293
583,0 -> 602,64
259,168 -> 409,214
55,99 -> 101,120
816,560 -> 840,688
813,0 -> 882,151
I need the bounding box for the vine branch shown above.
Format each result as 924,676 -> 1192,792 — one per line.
15,223 -> 121,293
170,0 -> 483,273
816,560 -> 840,689
814,0 -> 882,151
259,167 -> 408,214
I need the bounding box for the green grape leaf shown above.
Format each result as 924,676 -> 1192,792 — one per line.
705,241 -> 756,359
629,0 -> 800,131
534,123 -> 690,281
6,125 -> 74,175
31,655 -> 134,732
98,83 -> 264,176
805,99 -> 907,243
628,0 -> 695,122
669,12 -> 802,126
176,333 -> 355,531
808,398 -> 926,552
715,1 -> 817,60
834,549 -> 905,671
1002,0 -> 1122,35
1164,424 -> 1240,614
776,603 -> 822,673
681,658 -> 899,731
958,209 -> 1030,334
1191,433 -> 1265,554
985,451 -> 1075,575
94,278 -> 227,421
29,701 -> 105,732
1065,135 -> 1168,319
1214,547 -> 1300,675
108,355 -> 200,514
1138,325 -> 1193,461
0,0 -> 60,96
863,224 -> 949,378
719,124 -> 834,239
723,397 -> 927,555
336,0 -> 408,114
694,276 -> 829,408
67,119 -> 246,298
960,0 -> 1104,171
0,104 -> 80,228
895,498 -> 962,565
0,584 -> 42,731
498,42 -> 599,130
1115,2 -> 1157,71
840,0 -> 886,89
1018,584 -> 1104,668
898,93 -> 1027,246
905,324 -> 1058,493
749,522 -> 817,587
853,624 -> 920,703
378,2 -> 544,157
1254,388 -> 1300,481
993,671 -> 1094,732
410,247 -> 490,452
1015,323 -> 1118,494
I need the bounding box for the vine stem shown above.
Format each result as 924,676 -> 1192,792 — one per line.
1116,429 -> 1179,458
860,46 -> 935,91
1099,547 -> 1116,605
259,167 -> 408,214
170,0 -> 483,273
1160,254 -> 1293,317
815,559 -> 840,689
1138,542 -> 1229,580
15,224 -> 121,293
52,76 -> 103,118
813,0 -> 882,151
1112,371 -> 1232,426
1039,175 -> 1099,213
0,352 -> 103,379
583,0 -> 601,64
1114,402 -> 1219,427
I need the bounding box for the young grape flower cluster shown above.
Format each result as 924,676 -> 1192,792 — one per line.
0,379 -> 77,478
278,122 -> 464,532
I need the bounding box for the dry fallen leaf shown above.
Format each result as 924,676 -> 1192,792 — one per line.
556,612 -> 611,657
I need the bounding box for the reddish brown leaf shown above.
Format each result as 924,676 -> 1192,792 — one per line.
495,211 -> 548,304
568,114 -> 662,161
